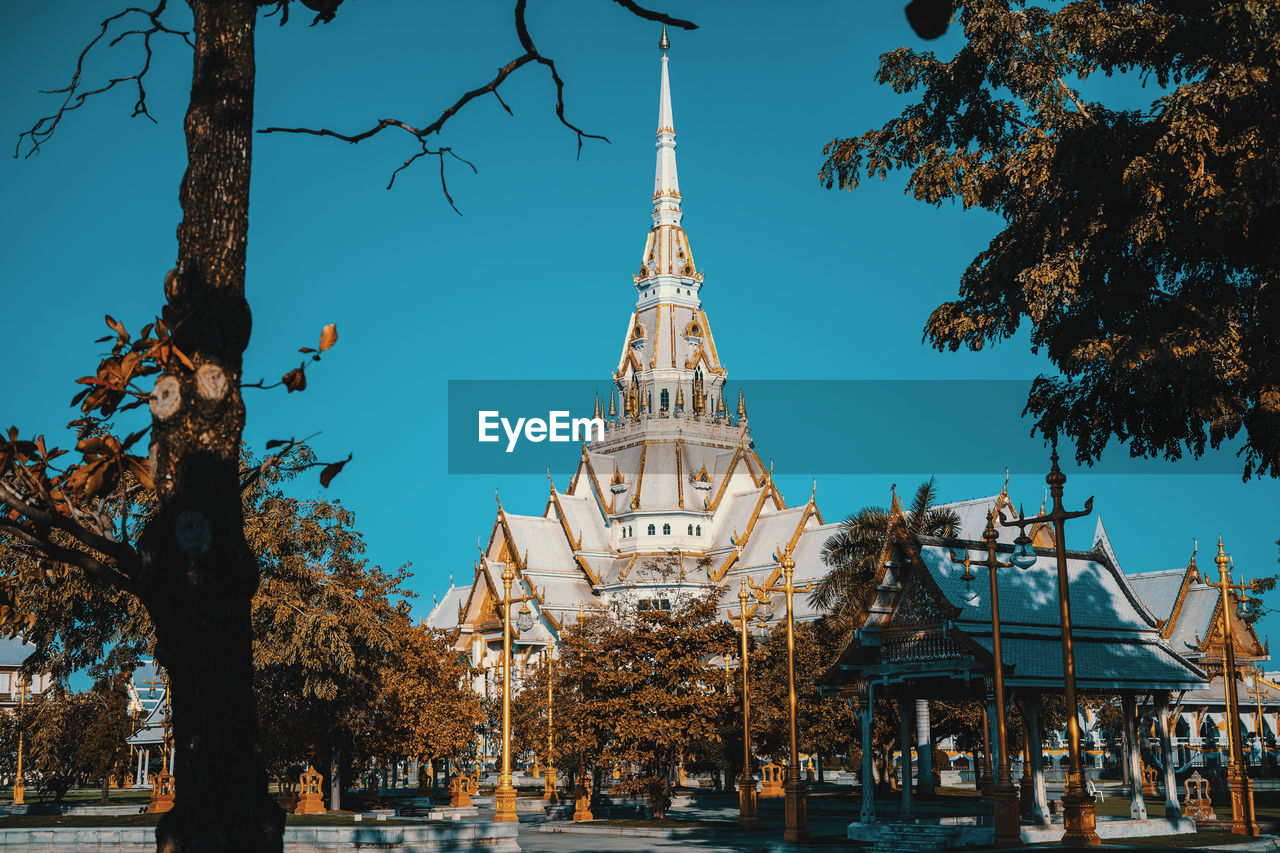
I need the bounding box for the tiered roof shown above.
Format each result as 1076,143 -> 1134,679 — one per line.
428,34 -> 837,656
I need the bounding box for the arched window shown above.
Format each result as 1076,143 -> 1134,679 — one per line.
647,524 -> 655,536
662,523 -> 671,535
660,389 -> 670,412
688,524 -> 693,535
696,525 -> 701,536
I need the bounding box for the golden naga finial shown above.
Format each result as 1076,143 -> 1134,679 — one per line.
495,489 -> 503,512
780,542 -> 796,571
809,479 -> 817,503
889,483 -> 903,516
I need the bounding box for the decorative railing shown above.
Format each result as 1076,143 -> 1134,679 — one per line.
880,629 -> 964,664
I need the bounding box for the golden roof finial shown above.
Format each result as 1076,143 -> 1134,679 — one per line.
889,483 -> 903,516
594,393 -> 601,420
810,479 -> 817,503
1216,535 -> 1230,578
608,390 -> 617,418
737,388 -> 746,419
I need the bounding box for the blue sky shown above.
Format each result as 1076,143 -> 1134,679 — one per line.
3,2 -> 1278,646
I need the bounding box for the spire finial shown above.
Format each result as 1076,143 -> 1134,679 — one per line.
659,25 -> 669,52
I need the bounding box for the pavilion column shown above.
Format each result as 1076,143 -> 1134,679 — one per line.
860,685 -> 876,823
1024,695 -> 1049,826
899,695 -> 915,818
1155,693 -> 1180,820
136,748 -> 145,787
983,696 -> 999,798
143,748 -> 150,784
980,703 -> 993,797
1123,695 -> 1147,819
916,698 -> 934,796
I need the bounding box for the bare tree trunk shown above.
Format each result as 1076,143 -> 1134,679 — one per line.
102,773 -> 111,804
142,3 -> 280,850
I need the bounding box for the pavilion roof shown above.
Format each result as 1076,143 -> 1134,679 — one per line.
825,530 -> 1208,695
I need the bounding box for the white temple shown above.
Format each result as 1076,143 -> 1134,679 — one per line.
427,32 -> 838,682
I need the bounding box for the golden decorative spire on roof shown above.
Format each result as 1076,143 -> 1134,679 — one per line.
737,388 -> 746,419
608,390 -> 617,418
889,483 -> 903,516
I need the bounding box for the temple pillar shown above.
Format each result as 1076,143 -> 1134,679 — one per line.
1123,695 -> 1147,819
136,748 -> 145,787
1155,693 -> 1180,820
1024,696 -> 1049,826
916,698 -> 934,796
899,695 -> 914,818
860,685 -> 876,823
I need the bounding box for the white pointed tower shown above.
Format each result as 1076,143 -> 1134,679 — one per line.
610,28 -> 727,426
431,30 -> 836,669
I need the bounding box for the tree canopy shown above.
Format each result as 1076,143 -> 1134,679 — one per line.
822,0 -> 1280,479
557,577 -> 734,818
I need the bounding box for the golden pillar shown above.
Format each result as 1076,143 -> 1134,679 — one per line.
733,578 -> 760,828
1003,449 -> 1098,845
494,564 -> 518,823
1215,538 -> 1258,836
752,544 -> 810,843
952,512 -> 1021,844
543,649 -> 557,803
13,675 -> 26,805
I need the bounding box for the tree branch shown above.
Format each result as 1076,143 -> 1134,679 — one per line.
259,0 -> 695,199
0,479 -> 139,579
0,518 -> 137,594
14,1 -> 193,158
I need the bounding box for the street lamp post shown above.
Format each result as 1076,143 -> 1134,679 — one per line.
543,649 -> 557,803
1213,538 -> 1259,836
1002,448 -> 1099,846
731,577 -> 760,828
495,563 -> 536,823
950,511 -> 1020,845
13,674 -> 27,805
750,544 -> 811,843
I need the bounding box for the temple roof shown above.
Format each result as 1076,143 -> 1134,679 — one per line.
1128,545 -> 1268,662
825,527 -> 1208,695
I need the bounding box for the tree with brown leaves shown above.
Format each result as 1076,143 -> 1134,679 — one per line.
7,1 -> 697,850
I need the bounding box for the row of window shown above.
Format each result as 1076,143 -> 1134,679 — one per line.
620,523 -> 702,538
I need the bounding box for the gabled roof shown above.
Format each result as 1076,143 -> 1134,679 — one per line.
827,525 -> 1207,694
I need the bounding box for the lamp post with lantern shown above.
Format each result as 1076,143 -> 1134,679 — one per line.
13,674 -> 27,805
730,576 -> 760,828
749,543 -> 810,843
949,511 -> 1020,845
495,562 -> 536,823
1212,537 -> 1260,836
1001,448 -> 1098,846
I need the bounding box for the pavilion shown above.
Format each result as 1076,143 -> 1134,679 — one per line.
824,492 -> 1209,844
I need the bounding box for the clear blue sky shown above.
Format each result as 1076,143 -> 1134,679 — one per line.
3,2 -> 1278,645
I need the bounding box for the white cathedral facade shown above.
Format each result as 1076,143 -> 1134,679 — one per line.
427,38 -> 839,686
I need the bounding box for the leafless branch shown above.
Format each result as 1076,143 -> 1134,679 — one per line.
606,0 -> 697,29
14,1 -> 193,158
259,0 -> 696,201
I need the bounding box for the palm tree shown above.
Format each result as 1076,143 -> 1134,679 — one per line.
810,478 -> 960,635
